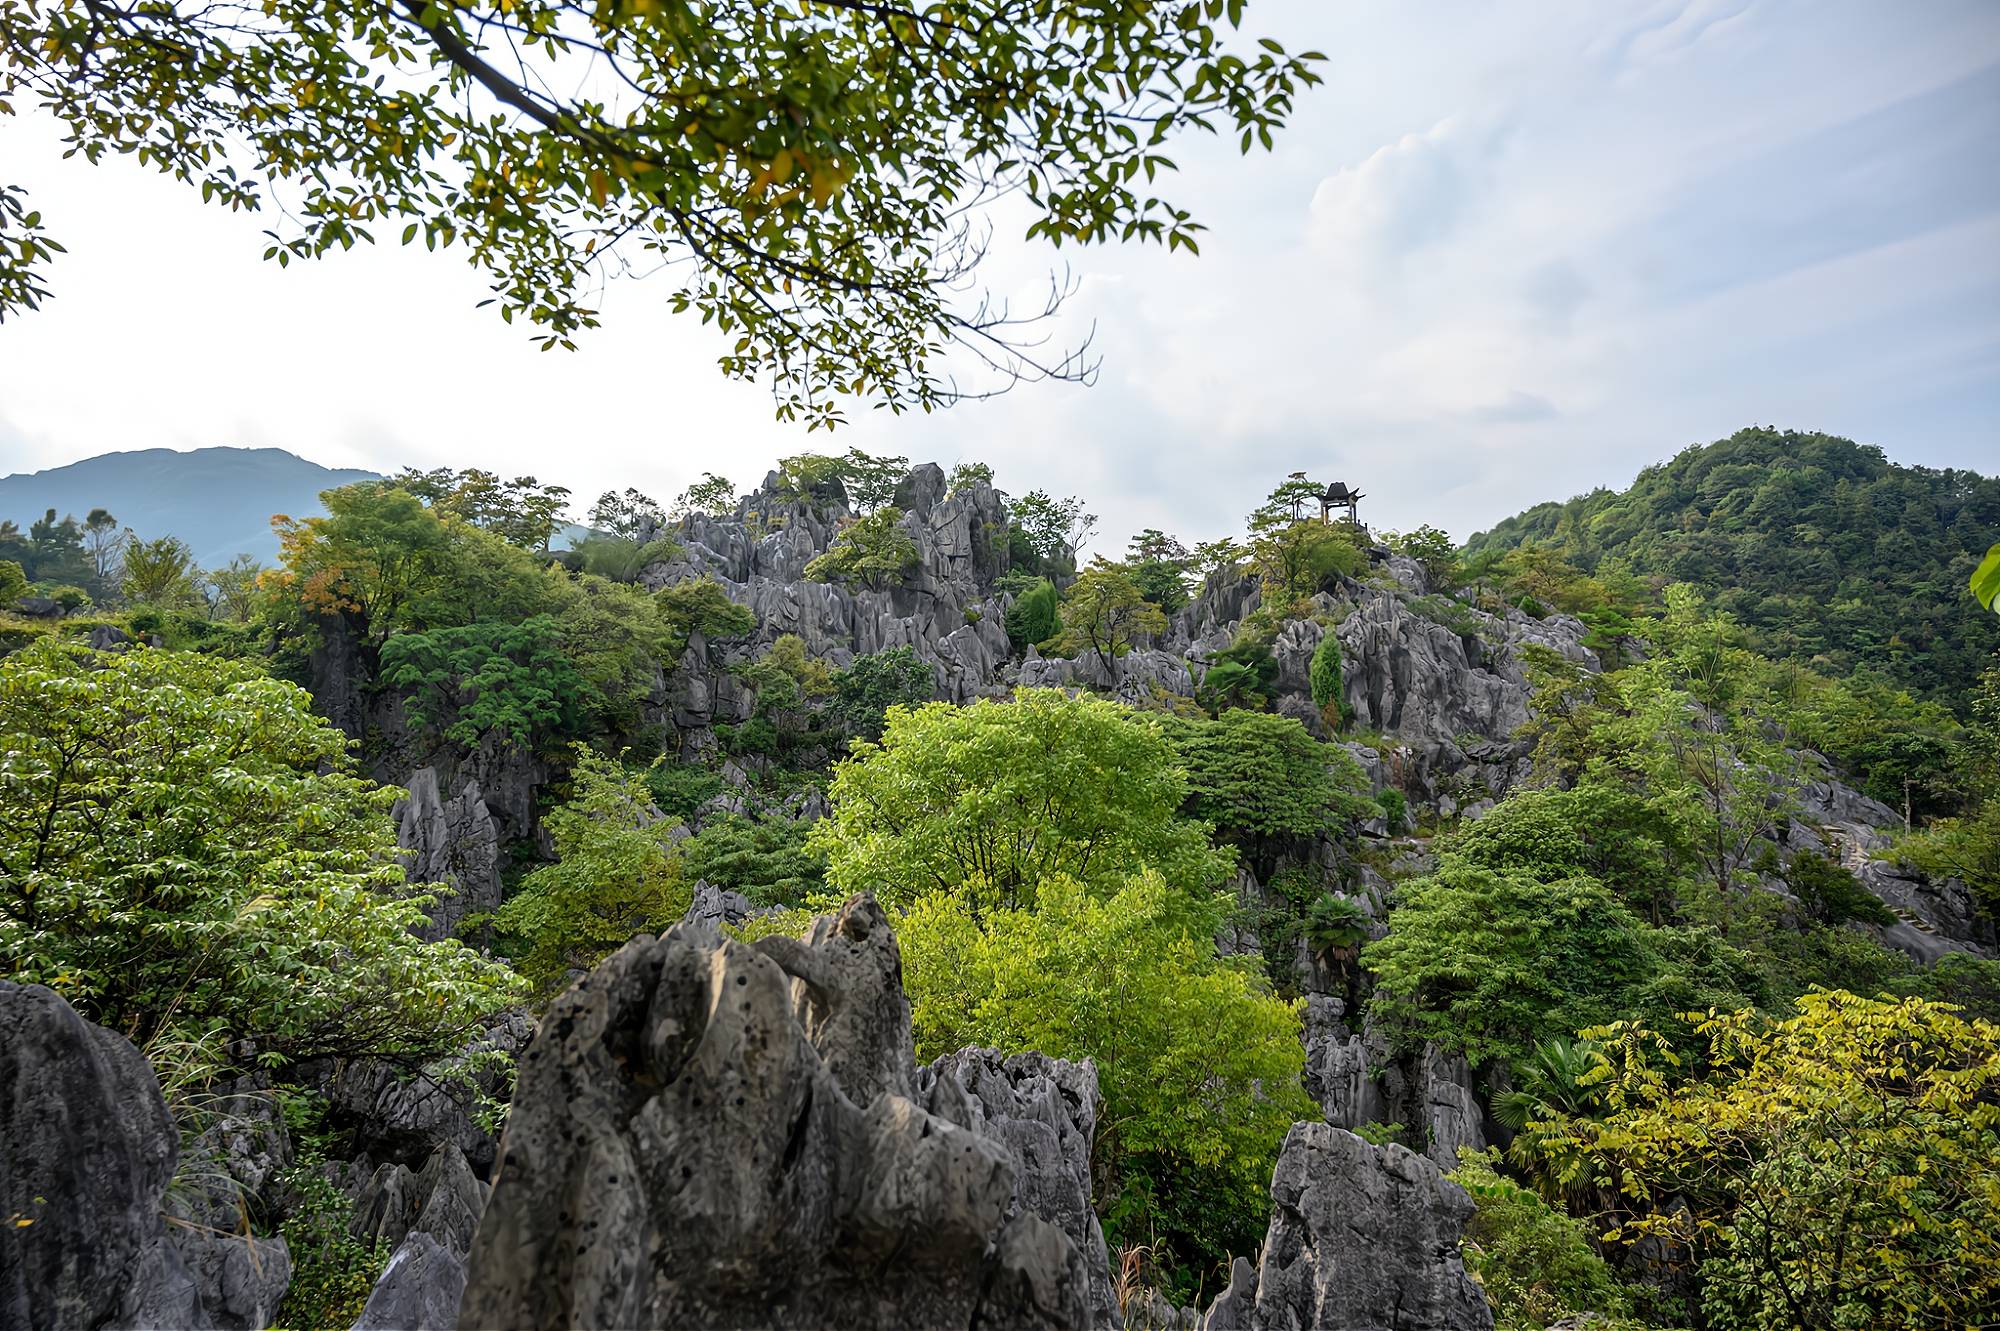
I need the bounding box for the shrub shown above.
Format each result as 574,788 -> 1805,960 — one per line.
1003,577 -> 1059,649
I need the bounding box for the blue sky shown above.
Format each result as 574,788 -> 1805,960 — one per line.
0,0 -> 1994,549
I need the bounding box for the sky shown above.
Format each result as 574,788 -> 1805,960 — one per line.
1,0 -> 1996,551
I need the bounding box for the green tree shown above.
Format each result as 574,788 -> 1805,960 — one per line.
830,646 -> 935,744
1564,993 -> 2000,1331
1002,576 -> 1060,650
494,746 -> 687,994
680,813 -> 825,909
1126,528 -> 1194,612
1008,490 -> 1096,566
657,575 -> 758,655
0,558 -> 26,606
804,509 -> 920,590
837,449 -> 911,514
672,473 -> 736,520
397,467 -> 572,550
0,640 -> 519,1058
1387,524 -> 1462,593
809,689 -> 1231,912
1159,709 -> 1371,856
1244,482 -> 1363,606
1364,860 -> 1654,1066
205,553 -> 266,623
1308,628 -> 1346,722
4,2 -> 1321,424
119,533 -> 203,608
1054,559 -> 1166,665
588,488 -> 669,542
947,462 -> 994,494
898,870 -> 1312,1284
379,615 -> 592,748
1196,639 -> 1279,713
82,507 -> 128,589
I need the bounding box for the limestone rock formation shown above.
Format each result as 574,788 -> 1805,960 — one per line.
458,895 -> 1102,1330
317,1011 -> 535,1176
1300,999 -> 1486,1172
351,1232 -> 468,1331
395,766 -> 503,942
920,1050 -> 1118,1328
1202,1123 -> 1491,1331
0,981 -> 212,1330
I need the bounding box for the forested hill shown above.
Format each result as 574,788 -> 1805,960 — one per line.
1464,427 -> 2000,703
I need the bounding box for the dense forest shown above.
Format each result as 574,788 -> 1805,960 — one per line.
1465,427 -> 2000,705
2,438 -> 1997,1331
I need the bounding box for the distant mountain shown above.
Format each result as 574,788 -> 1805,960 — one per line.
1465,426 -> 2000,704
0,447 -> 379,566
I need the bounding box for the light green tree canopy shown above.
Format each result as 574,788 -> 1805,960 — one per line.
0,640 -> 520,1059
1,1 -> 1320,422
898,870 -> 1311,1284
809,688 -> 1231,912
1558,993 -> 2000,1331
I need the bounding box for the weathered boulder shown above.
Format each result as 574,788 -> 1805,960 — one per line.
0,981 -> 213,1330
459,895 -> 1100,1330
1203,1123 -> 1490,1331
351,1143 -> 487,1260
352,1232 -> 467,1331
920,1050 -> 1118,1328
395,767 -> 503,942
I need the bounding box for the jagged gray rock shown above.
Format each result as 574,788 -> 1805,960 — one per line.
395,767 -> 503,942
351,1143 -> 487,1260
459,895 -> 1100,1330
920,1050 -> 1119,1329
0,981 -> 215,1330
1300,1001 -> 1486,1172
352,1232 -> 467,1331
317,1011 -> 534,1176
1202,1123 -> 1491,1331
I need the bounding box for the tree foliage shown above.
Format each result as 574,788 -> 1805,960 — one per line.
1465,428 -> 2000,705
1557,993 -> 2000,1331
3,0 -> 1322,422
898,870 -> 1311,1285
493,746 -> 687,994
0,640 -> 519,1059
378,614 -> 591,747
804,508 -> 920,589
397,467 -> 572,550
1055,559 -> 1166,663
810,689 -> 1230,912
829,645 -> 935,744
1159,709 -> 1370,852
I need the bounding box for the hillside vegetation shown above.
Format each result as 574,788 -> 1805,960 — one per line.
3,441 -> 1997,1331
1465,427 -> 2000,705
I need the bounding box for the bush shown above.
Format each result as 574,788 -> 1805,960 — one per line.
680,813 -> 825,908
1376,788 -> 1407,830
1308,629 -> 1346,715
1003,577 -> 1059,649
642,762 -> 727,820
493,746 -> 688,994
1449,1150 -> 1639,1331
